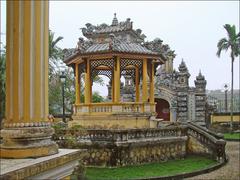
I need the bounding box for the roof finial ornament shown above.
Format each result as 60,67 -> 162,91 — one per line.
112,13 -> 118,26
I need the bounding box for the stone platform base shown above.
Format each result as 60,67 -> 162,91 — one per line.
0,149 -> 84,180
0,126 -> 58,158
0,143 -> 58,159
70,113 -> 157,129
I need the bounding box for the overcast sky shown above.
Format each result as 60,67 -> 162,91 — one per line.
1,1 -> 239,97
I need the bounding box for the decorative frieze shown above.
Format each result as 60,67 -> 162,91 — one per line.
4,122 -> 51,128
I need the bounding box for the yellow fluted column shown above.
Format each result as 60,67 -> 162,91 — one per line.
34,0 -> 42,121
142,58 -> 148,102
85,59 -> 91,104
1,1 -> 58,158
75,64 -> 80,104
150,62 -> 155,103
135,66 -> 140,102
114,56 -> 120,103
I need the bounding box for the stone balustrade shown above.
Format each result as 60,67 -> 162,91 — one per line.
54,126 -> 188,166
54,126 -> 187,143
122,103 -> 143,113
186,122 -> 226,162
74,102 -> 156,115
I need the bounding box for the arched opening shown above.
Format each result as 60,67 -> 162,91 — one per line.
155,98 -> 170,121
91,64 -> 113,102
92,75 -> 108,102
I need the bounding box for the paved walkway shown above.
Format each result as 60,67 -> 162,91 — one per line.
187,141 -> 240,180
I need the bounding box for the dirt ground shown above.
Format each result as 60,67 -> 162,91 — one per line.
186,141 -> 240,180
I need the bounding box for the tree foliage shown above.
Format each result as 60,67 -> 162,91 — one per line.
48,30 -> 75,114
49,30 -> 64,78
217,24 -> 240,59
92,92 -> 105,103
49,68 -> 75,114
48,30 -> 105,115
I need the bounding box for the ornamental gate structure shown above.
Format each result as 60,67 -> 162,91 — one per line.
64,14 -> 169,128
155,60 -> 207,126
155,86 -> 178,122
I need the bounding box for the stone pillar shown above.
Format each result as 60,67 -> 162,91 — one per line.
169,58 -> 173,73
84,59 -> 91,103
75,63 -> 80,104
170,107 -> 177,122
135,66 -> 140,102
194,71 -> 207,126
114,56 -> 120,103
0,1 -> 58,158
149,62 -> 155,103
165,60 -> 169,73
142,58 -> 148,102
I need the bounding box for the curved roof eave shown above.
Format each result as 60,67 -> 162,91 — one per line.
64,50 -> 164,66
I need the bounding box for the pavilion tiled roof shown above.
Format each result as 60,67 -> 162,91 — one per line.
85,42 -> 158,55
63,14 -> 175,63
81,14 -> 145,41
90,25 -> 129,34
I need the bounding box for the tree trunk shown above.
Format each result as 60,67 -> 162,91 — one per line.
230,56 -> 234,133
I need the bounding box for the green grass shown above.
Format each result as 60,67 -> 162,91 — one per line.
85,156 -> 217,180
224,132 -> 240,140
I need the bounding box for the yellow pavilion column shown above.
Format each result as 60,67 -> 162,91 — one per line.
135,66 -> 140,102
0,1 -> 58,158
111,78 -> 115,102
114,56 -> 120,103
75,63 -> 81,104
149,62 -> 155,103
142,58 -> 148,102
84,59 -> 91,104
90,80 -> 93,102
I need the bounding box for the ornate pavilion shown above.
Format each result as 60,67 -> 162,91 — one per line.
64,14 -> 173,128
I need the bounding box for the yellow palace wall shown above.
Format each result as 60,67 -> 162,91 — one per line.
211,114 -> 240,123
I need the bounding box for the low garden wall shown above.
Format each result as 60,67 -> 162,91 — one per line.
53,122 -> 226,167
81,137 -> 187,166
211,112 -> 240,123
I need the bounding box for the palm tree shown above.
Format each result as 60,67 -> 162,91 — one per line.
49,30 -> 64,59
216,24 -> 240,132
49,30 -> 64,77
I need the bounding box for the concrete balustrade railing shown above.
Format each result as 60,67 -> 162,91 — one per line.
186,122 -> 226,161
54,126 -> 188,143
74,102 -> 156,115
